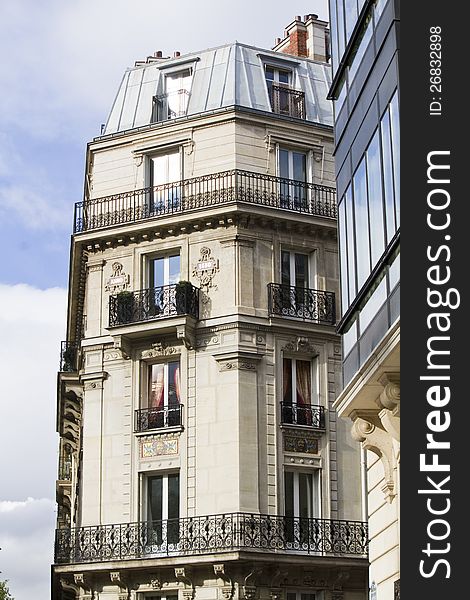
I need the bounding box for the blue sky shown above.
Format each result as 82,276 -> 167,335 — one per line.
0,1 -> 329,597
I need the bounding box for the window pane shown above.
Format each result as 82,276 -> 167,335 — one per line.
329,0 -> 339,73
349,10 -> 373,83
353,158 -> 371,289
167,152 -> 180,183
279,149 -> 289,179
281,250 -> 290,286
294,254 -> 308,288
292,152 -> 307,182
366,130 -> 385,265
296,360 -> 311,405
390,91 -> 400,227
284,471 -> 294,518
336,0 -> 346,57
167,474 -> 180,521
265,67 -> 274,81
389,251 -> 400,291
299,473 -> 312,519
338,200 -> 349,311
345,0 -> 358,40
148,476 -> 163,522
279,70 -> 290,85
149,364 -> 165,408
358,275 -> 387,333
344,186 -> 357,302
168,361 -> 180,405
380,109 -> 397,243
168,254 -> 180,285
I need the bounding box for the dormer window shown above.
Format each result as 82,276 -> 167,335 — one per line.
265,65 -> 305,119
153,69 -> 193,122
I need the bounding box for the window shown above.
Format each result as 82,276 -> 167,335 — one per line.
281,250 -> 310,289
279,148 -> 308,209
145,473 -> 180,545
153,69 -> 192,121
147,254 -> 181,317
265,66 -> 304,118
142,361 -> 181,430
287,593 -> 318,600
282,358 -> 319,425
148,150 -> 181,214
284,470 -> 321,543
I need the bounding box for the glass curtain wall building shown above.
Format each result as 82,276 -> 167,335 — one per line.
328,1 -> 400,599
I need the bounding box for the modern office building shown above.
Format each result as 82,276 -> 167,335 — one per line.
52,23 -> 369,600
327,1 -> 400,598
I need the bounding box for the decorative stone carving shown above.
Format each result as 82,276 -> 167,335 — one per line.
74,574 -> 94,599
105,262 -> 130,293
142,341 -> 179,359
177,324 -> 196,350
283,337 -> 318,356
351,414 -> 397,502
87,259 -> 105,274
219,359 -> 257,372
243,587 -> 257,600
377,373 -> 401,442
103,349 -> 126,362
283,431 -> 319,454
193,246 -> 219,292
151,578 -> 162,590
141,436 -> 179,458
196,335 -> 220,348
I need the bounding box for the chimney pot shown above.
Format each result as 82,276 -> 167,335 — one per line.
174,51 -> 181,58
295,15 -> 301,21
155,50 -> 163,58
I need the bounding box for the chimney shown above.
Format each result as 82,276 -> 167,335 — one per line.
173,51 -> 181,58
272,14 -> 330,62
304,14 -> 329,62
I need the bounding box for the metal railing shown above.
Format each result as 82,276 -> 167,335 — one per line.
74,170 -> 336,233
54,512 -> 368,564
135,405 -> 183,432
280,403 -> 325,429
59,341 -> 80,372
268,283 -> 336,325
268,84 -> 306,119
109,283 -> 199,327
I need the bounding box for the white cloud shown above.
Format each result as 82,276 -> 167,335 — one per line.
0,284 -> 66,599
0,497 -> 56,600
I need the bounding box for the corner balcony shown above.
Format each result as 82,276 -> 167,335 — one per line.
268,283 -> 336,325
73,170 -> 336,234
280,402 -> 326,430
109,283 -> 199,328
54,512 -> 368,564
135,405 -> 183,433
59,341 -> 80,372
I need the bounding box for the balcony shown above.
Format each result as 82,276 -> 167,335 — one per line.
268,84 -> 306,119
74,170 -> 336,233
268,284 -> 336,325
54,512 -> 368,564
59,341 -> 80,372
109,282 -> 199,327
280,402 -> 325,430
135,405 -> 183,433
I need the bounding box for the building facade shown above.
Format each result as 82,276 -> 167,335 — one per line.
327,1 -> 400,598
53,30 -> 368,600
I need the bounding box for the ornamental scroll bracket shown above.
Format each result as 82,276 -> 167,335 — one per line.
192,246 -> 219,293
214,564 -> 234,600
175,568 -> 195,600
351,411 -> 397,503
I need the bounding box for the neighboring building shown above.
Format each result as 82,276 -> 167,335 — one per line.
52,25 -> 369,600
327,1 -> 400,598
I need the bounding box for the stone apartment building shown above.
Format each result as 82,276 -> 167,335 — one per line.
53,16 -> 368,600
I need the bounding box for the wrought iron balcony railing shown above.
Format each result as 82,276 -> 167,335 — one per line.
109,282 -> 199,327
268,84 -> 306,119
74,170 -> 336,233
60,341 -> 80,372
280,402 -> 325,429
268,283 -> 336,325
135,405 -> 183,432
54,512 -> 368,564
